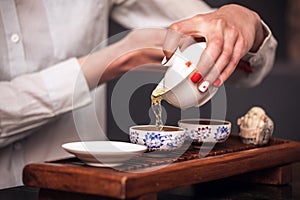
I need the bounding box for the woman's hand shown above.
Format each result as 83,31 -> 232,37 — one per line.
116,28 -> 167,72
79,28 -> 166,89
164,4 -> 266,91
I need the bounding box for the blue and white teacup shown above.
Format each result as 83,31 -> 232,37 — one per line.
178,119 -> 231,143
129,125 -> 186,151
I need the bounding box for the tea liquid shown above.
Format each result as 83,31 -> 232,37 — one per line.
151,88 -> 165,131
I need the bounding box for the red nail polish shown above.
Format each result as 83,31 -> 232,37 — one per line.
198,80 -> 210,93
213,78 -> 221,87
165,56 -> 170,62
190,72 -> 202,83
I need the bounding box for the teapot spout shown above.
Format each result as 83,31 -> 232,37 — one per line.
151,82 -> 168,98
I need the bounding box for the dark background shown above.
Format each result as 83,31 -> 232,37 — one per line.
106,0 -> 300,142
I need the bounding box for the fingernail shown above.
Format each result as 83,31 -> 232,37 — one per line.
163,50 -> 172,59
198,80 -> 210,92
213,78 -> 221,87
190,72 -> 202,83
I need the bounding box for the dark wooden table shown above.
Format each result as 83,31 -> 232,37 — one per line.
22,135 -> 300,200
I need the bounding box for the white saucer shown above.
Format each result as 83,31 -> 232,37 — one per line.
62,141 -> 147,167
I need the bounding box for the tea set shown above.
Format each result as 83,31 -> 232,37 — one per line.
62,38 -> 273,167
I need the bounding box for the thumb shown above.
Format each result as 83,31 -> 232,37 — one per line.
162,29 -> 183,59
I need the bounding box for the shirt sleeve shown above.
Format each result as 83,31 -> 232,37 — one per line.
228,21 -> 278,87
111,0 -> 214,28
0,58 -> 92,148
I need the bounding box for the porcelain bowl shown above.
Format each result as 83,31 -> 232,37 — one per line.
162,77 -> 218,109
178,119 -> 231,143
129,125 -> 186,151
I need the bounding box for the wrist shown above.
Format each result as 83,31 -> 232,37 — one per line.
96,38 -> 139,85
250,16 -> 267,53
77,40 -> 131,88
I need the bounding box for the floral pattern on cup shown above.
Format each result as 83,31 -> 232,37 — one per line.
178,119 -> 231,143
188,127 -> 212,141
143,132 -> 165,149
129,131 -> 139,144
165,133 -> 186,149
129,129 -> 186,151
214,126 -> 230,142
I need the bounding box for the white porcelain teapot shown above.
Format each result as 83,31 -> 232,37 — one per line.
152,42 -> 218,109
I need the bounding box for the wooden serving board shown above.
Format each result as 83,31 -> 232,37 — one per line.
23,135 -> 300,200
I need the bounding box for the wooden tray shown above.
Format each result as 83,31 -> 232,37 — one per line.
23,135 -> 300,200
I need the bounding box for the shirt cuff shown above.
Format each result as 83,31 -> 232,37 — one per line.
241,20 -> 277,68
40,58 -> 92,115
228,20 -> 277,87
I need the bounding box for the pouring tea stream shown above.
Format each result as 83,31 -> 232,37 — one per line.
151,42 -> 219,129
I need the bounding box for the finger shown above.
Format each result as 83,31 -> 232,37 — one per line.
210,27 -> 238,87
197,65 -> 220,92
168,16 -> 201,36
195,23 -> 224,77
195,30 -> 224,92
179,35 -> 198,52
163,29 -> 183,59
166,16 -> 205,51
195,44 -> 221,92
213,36 -> 248,87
